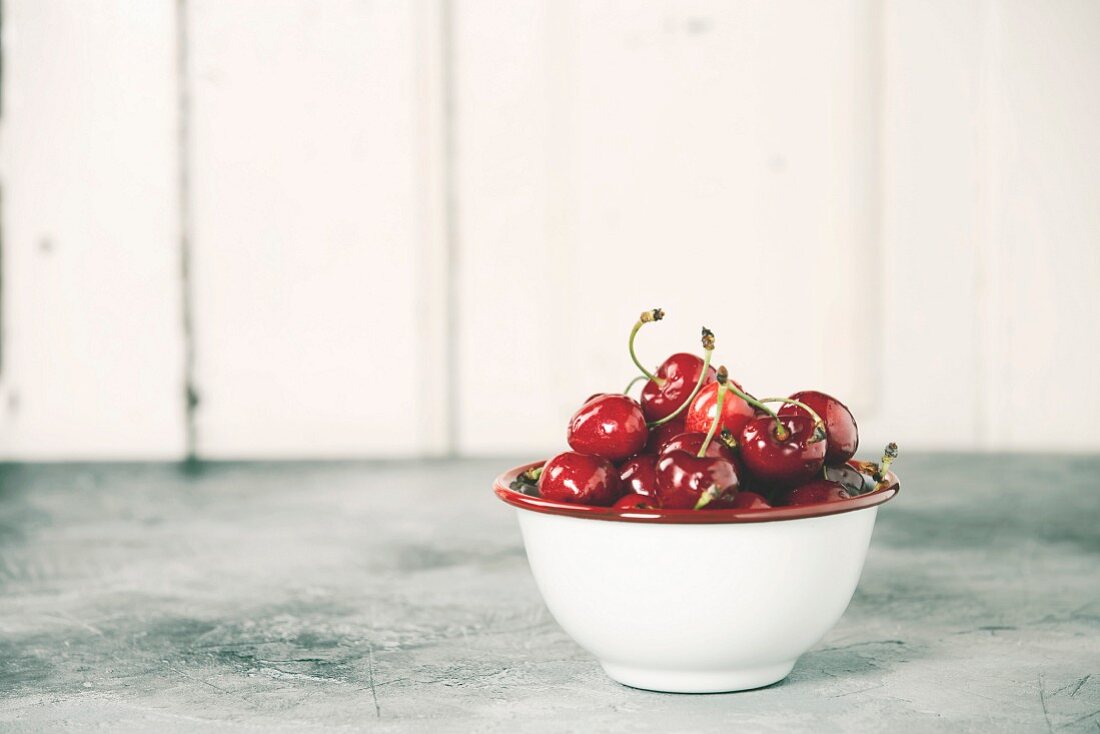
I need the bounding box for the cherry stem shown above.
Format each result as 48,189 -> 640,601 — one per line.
648,327 -> 715,428
759,397 -> 826,442
697,367 -> 729,458
722,383 -> 787,439
874,442 -> 899,486
623,374 -> 649,395
627,309 -> 666,386
694,485 -> 720,510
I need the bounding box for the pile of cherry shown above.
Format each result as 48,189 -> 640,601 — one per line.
511,309 -> 898,511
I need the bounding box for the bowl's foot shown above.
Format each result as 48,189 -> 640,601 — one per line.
600,660 -> 796,694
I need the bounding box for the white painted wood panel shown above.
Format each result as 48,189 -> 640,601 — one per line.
861,0 -> 1100,453
857,0 -> 988,453
984,0 -> 1100,451
187,0 -> 448,458
455,0 -> 883,455
1,0 -> 1097,459
0,1 -> 186,459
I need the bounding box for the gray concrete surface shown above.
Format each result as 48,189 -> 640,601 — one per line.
0,454 -> 1097,732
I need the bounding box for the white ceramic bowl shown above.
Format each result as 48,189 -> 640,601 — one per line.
495,463 -> 900,693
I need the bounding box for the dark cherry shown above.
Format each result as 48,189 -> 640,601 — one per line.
824,463 -> 869,496
613,493 -> 660,510
731,491 -> 772,510
645,417 -> 685,453
739,414 -> 826,486
703,490 -> 771,511
640,353 -> 717,423
778,480 -> 851,506
539,451 -> 621,506
618,454 -> 659,498
684,380 -> 754,436
567,394 -> 647,462
737,472 -> 775,502
658,431 -> 736,463
778,390 -> 858,464
655,451 -> 739,510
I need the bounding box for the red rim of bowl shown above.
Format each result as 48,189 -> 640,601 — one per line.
494,460 -> 900,524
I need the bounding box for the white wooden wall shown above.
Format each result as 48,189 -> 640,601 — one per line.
0,2 -> 185,459
0,0 -> 1097,460
186,0 -> 448,458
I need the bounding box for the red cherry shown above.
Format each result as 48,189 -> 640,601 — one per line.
567,394 -> 647,462
730,491 -> 772,510
704,493 -> 736,509
613,493 -> 660,510
658,431 -> 735,463
778,480 -> 851,506
655,451 -> 739,510
685,380 -> 754,436
640,353 -> 717,423
704,493 -> 735,509
778,390 -> 858,464
702,490 -> 771,511
539,452 -> 621,506
739,414 -> 826,486
619,454 -> 659,498
645,417 -> 685,453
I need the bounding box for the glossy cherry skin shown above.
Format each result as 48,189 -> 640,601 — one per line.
655,451 -> 739,510
684,381 -> 755,436
778,390 -> 858,464
613,493 -> 660,510
777,479 -> 851,506
539,451 -> 622,506
567,394 -> 648,462
645,417 -> 685,454
658,431 -> 736,463
824,463 -> 868,496
640,353 -> 717,423
739,414 -> 826,486
618,454 -> 659,498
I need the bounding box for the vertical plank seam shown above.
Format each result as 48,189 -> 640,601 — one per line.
865,0 -> 886,419
846,0 -> 887,420
413,0 -> 452,458
441,0 -> 459,457
543,1 -> 576,424
0,0 -> 5,381
974,0 -> 1001,450
0,185 -> 4,382
176,0 -> 198,459
0,0 -> 4,120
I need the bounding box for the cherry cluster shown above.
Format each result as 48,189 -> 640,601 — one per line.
515,309 -> 898,512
